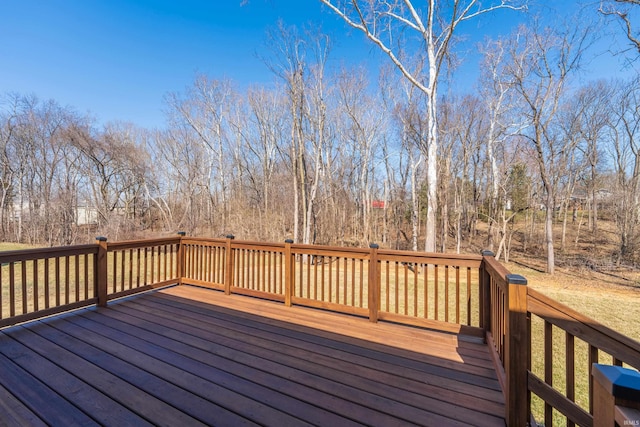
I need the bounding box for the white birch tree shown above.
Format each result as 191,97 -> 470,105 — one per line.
319,0 -> 524,252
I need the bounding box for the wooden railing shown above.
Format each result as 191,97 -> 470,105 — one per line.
481,250 -> 640,427
0,244 -> 98,328
527,286 -> 640,427
1,235 -> 639,426
179,236 -> 486,337
0,237 -> 181,328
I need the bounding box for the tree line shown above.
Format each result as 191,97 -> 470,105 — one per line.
1,4 -> 639,273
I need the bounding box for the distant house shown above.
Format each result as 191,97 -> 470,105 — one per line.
75,205 -> 99,226
11,202 -> 98,226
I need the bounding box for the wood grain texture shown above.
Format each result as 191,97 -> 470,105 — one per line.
0,284 -> 505,426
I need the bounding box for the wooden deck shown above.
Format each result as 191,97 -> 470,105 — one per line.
0,284 -> 505,426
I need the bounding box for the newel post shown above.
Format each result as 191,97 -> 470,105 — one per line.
593,364 -> 640,426
176,231 -> 186,285
368,243 -> 380,323
284,239 -> 294,307
96,236 -> 108,307
224,235 -> 235,295
480,250 -> 494,335
505,273 -> 529,427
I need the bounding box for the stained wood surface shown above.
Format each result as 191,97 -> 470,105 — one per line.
0,285 -> 505,426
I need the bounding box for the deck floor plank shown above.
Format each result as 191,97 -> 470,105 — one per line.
0,338 -> 97,426
103,300 -> 494,426
0,382 -> 47,427
66,311 -> 363,427
0,326 -> 154,427
162,286 -> 503,392
0,285 -> 507,426
119,294 -> 505,419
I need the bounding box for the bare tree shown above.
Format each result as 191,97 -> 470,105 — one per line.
573,80 -> 614,236
319,0 -> 525,252
599,0 -> 640,54
608,76 -> 640,264
500,22 -> 592,273
335,66 -> 386,244
165,76 -> 236,231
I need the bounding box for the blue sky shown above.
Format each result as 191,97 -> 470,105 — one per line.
0,1 -> 635,128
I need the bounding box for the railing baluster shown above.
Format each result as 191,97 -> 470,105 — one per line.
120,249 -> 125,292
545,320 -> 554,427
9,262 -> 15,317
413,263 -> 418,317
403,262 -> 408,316
466,267 -> 471,325
444,265 -> 450,322
128,250 -> 133,290
84,253 -> 89,299
75,254 -> 80,301
434,264 -> 439,320
359,258 -> 364,308
21,260 -> 27,314
33,259 -> 38,312
44,258 -> 50,309
385,260 -> 389,311
456,266 -> 460,324
424,263 -> 429,319
566,332 -> 575,427
64,256 -> 70,305
55,257 -> 61,307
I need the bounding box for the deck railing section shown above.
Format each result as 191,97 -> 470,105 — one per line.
290,244 -> 371,317
527,287 -> 640,427
2,236 -> 640,427
0,244 -> 98,328
104,237 -> 180,303
377,250 -> 484,337
231,240 -> 286,301
180,237 -> 227,291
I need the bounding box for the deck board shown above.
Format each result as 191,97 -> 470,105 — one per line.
0,285 -> 506,426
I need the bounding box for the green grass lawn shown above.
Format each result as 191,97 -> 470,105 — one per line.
0,242 -> 39,252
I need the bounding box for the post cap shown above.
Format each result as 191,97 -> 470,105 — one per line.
226,234 -> 235,240
592,364 -> 640,401
369,243 -> 379,249
177,231 -> 186,236
95,236 -> 107,242
284,239 -> 294,244
506,274 -> 527,285
481,250 -> 495,257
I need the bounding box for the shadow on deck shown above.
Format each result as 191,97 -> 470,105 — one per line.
0,285 -> 505,426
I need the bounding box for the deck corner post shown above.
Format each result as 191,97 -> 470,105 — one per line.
480,250 -> 494,336
505,273 -> 529,427
368,243 -> 380,323
592,364 -> 640,427
284,239 -> 294,307
96,236 -> 108,307
224,235 -> 235,295
176,231 -> 186,285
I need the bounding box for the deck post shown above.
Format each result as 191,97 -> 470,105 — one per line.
368,243 -> 379,323
480,250 -> 494,337
224,235 -> 235,295
593,364 -> 640,426
96,236 -> 108,307
284,239 -> 294,307
176,231 -> 186,285
505,273 -> 529,427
